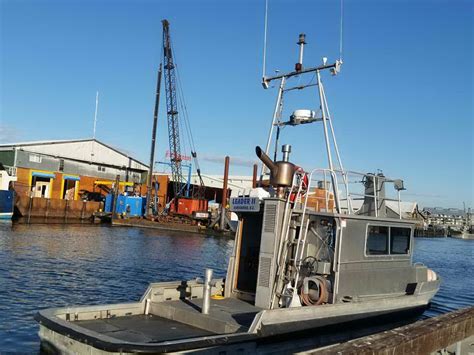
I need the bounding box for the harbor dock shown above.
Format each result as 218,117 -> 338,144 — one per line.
307,306 -> 473,355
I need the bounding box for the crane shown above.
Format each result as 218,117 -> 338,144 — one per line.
162,19 -> 184,203
161,19 -> 206,213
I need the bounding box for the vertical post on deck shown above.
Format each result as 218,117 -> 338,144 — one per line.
202,268 -> 213,315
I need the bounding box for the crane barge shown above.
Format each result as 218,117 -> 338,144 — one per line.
160,20 -> 207,218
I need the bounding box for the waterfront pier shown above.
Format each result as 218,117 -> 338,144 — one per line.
308,307 -> 473,355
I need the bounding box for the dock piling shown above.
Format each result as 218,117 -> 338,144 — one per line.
252,164 -> 258,188
219,156 -> 230,231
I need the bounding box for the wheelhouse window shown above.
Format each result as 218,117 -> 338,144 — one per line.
366,225 -> 412,256
366,226 -> 389,255
390,227 -> 411,254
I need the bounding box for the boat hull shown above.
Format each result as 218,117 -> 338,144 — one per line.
0,190 -> 14,220
36,280 -> 439,354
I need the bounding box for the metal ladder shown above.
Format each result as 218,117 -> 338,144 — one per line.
270,168 -> 340,308
292,168 -> 340,284
270,170 -> 308,308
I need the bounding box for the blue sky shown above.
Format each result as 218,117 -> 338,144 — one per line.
1,0 -> 472,208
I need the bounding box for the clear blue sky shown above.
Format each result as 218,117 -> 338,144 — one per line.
1,0 -> 472,208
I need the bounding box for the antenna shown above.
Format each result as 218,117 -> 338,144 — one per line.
339,0 -> 344,61
93,91 -> 99,139
262,0 -> 269,81
295,33 -> 306,72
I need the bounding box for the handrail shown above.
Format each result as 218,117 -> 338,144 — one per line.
302,167 -> 404,218
292,168 -> 338,290
269,166 -> 405,308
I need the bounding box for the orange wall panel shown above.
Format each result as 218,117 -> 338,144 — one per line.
14,167 -> 32,197
51,172 -> 63,199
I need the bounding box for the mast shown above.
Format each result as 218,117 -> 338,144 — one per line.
261,34 -> 343,212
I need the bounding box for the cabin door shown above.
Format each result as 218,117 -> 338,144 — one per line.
234,212 -> 263,294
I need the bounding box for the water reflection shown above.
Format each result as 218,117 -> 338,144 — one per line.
413,237 -> 474,318
0,224 -> 233,352
0,224 -> 471,353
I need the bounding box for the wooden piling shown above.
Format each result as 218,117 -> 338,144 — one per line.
252,164 -> 258,188
219,156 -> 230,231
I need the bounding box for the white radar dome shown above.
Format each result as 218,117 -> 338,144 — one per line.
290,109 -> 316,125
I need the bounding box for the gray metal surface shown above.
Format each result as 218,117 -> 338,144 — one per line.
76,314 -> 212,343
151,297 -> 260,334
255,198 -> 286,308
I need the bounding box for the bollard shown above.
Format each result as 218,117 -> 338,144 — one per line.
202,268 -> 213,315
144,299 -> 151,315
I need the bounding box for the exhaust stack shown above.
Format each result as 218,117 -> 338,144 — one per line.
256,145 -> 296,188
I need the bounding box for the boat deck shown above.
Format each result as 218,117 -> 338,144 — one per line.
75,297 -> 260,343
77,314 -> 213,343
151,297 -> 260,334
171,298 -> 258,330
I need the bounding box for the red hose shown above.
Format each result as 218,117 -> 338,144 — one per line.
300,276 -> 328,306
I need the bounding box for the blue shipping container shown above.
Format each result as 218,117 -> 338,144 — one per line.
105,194 -> 145,217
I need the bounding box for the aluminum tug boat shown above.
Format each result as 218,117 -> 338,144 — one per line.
35,32 -> 440,354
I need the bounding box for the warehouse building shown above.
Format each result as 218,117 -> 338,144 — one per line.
0,139 -> 149,201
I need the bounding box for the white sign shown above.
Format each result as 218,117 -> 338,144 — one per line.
230,197 -> 260,212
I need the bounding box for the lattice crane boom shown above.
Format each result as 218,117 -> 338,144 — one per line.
162,19 -> 184,199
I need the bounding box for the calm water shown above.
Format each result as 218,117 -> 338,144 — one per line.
0,223 -> 472,352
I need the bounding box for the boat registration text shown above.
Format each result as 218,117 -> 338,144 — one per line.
229,197 -> 260,212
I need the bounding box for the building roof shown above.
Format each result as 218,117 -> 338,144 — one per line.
0,138 -> 149,170
0,138 -> 94,147
339,199 -> 418,218
421,207 -> 465,217
153,172 -> 254,190
386,201 -> 418,217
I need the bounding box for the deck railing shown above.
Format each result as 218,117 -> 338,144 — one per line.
303,168 -> 405,219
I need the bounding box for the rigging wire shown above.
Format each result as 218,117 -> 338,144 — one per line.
177,98 -> 188,160
171,42 -> 198,153
170,43 -> 195,154
306,72 -> 316,87
175,64 -> 197,163
170,41 -> 205,194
